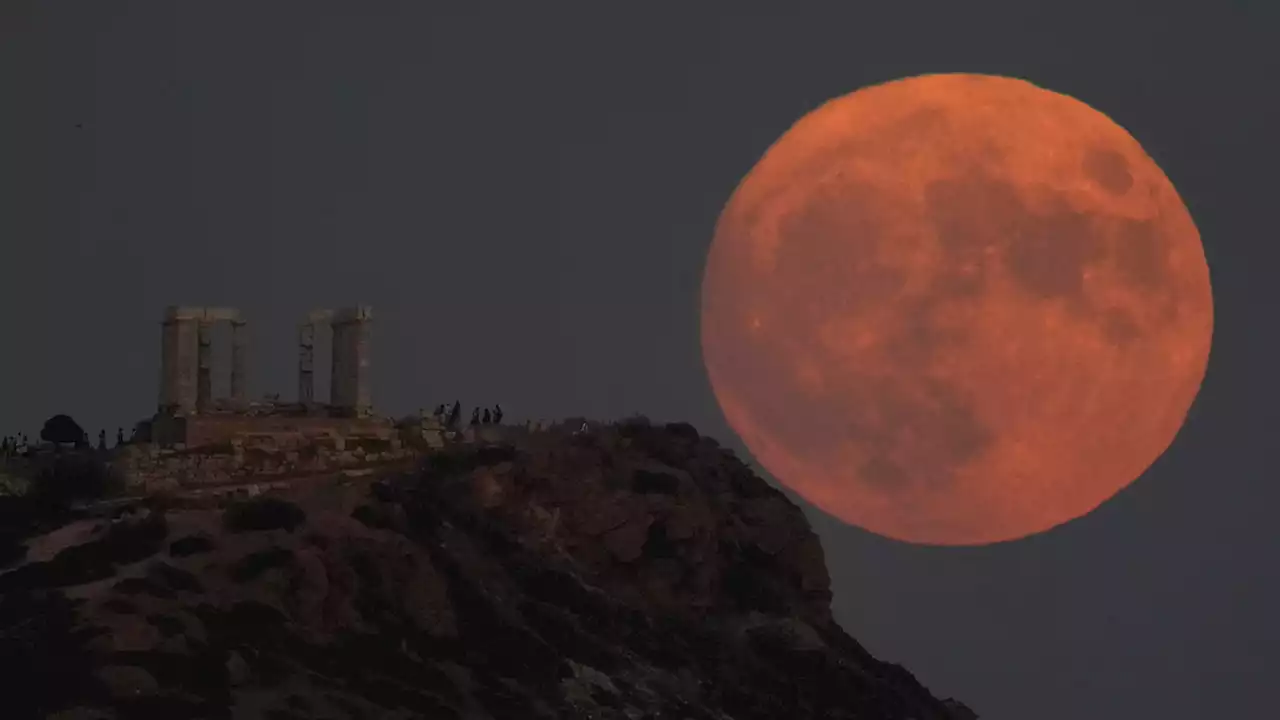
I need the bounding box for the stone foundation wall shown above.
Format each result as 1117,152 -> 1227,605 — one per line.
112,419 -> 565,495
111,431 -> 415,493
153,413 -> 395,449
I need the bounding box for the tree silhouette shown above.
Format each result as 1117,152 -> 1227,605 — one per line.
40,414 -> 86,446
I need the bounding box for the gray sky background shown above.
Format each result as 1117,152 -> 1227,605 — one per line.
3,3 -> 1277,719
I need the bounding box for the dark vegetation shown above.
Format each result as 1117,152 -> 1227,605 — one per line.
168,533 -> 215,558
0,511 -> 168,592
0,432 -> 128,573
222,496 -> 307,533
29,452 -> 126,506
40,413 -> 87,446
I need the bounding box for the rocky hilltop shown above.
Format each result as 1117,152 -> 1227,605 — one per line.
0,419 -> 978,719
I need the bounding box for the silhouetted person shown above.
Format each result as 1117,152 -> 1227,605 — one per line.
482,408 -> 492,424
97,429 -> 106,451
448,401 -> 461,427
116,427 -> 125,447
493,404 -> 504,424
470,407 -> 480,426
434,404 -> 445,420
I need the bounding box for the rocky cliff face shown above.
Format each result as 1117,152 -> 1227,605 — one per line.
0,419 -> 978,719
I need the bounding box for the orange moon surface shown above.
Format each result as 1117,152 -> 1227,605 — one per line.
700,73 -> 1214,546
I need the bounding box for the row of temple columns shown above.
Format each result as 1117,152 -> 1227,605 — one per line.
159,306 -> 247,414
158,305 -> 372,417
296,306 -> 373,416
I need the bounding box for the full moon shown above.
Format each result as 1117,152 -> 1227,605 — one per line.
700,73 -> 1213,546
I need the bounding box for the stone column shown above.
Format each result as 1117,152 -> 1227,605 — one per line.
297,321 -> 315,405
196,316 -> 213,412
330,306 -> 372,416
229,318 -> 247,407
159,306 -> 202,415
329,321 -> 347,412
159,316 -> 175,412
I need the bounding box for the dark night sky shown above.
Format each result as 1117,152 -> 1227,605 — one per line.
3,2 -> 1277,718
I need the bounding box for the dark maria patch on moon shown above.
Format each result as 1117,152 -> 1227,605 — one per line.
735,175 -> 998,500
1082,145 -> 1134,196
925,175 -> 1107,311
1112,216 -> 1169,291
851,375 -> 994,497
1100,307 -> 1142,346
773,177 -> 910,320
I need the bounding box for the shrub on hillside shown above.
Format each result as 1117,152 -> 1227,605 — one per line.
29,453 -> 126,506
222,496 -> 307,533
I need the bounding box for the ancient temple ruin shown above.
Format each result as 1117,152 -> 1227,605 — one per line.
149,304 -> 379,449
157,305 -> 373,418
112,303 -> 525,491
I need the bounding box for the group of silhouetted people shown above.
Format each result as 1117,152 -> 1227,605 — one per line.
93,428 -> 128,451
429,401 -> 504,429
1,426 -> 133,460
0,434 -> 29,459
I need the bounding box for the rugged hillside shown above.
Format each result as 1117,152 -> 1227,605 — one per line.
0,419 -> 979,719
